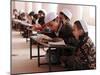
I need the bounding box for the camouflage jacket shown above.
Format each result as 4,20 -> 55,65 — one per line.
76,36 -> 96,69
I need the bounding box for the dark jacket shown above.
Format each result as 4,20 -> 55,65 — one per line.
38,16 -> 45,25
58,22 -> 73,38
58,21 -> 78,46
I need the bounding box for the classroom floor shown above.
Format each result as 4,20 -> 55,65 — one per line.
11,30 -> 65,74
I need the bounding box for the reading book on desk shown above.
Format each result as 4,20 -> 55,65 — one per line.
37,34 -> 53,41
48,40 -> 66,46
11,0 -> 96,74
35,34 -> 66,46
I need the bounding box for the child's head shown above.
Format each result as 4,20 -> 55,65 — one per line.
73,20 -> 88,40
45,12 -> 59,32
38,9 -> 46,17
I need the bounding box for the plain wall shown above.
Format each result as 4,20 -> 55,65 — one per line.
12,1 -> 95,26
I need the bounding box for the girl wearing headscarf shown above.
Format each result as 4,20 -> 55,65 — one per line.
61,20 -> 96,70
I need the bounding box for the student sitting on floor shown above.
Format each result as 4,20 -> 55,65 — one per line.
60,20 -> 96,70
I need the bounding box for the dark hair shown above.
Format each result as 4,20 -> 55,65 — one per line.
33,14 -> 38,20
60,12 -> 69,20
38,10 -> 45,16
13,9 -> 17,12
52,19 -> 56,21
29,11 -> 34,16
74,20 -> 88,39
74,20 -> 83,30
21,12 -> 25,17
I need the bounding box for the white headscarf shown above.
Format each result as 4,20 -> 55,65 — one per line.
61,9 -> 72,20
79,20 -> 88,32
45,12 -> 57,24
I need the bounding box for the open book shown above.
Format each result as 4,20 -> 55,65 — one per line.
37,34 -> 53,41
37,34 -> 66,46
31,34 -> 66,46
48,40 -> 66,46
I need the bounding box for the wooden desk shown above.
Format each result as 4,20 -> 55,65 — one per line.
12,19 -> 21,30
12,19 -> 33,30
30,34 -> 67,72
12,19 -> 33,42
13,19 -> 33,27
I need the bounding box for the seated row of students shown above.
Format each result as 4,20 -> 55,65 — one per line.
12,9 -> 46,36
12,9 -> 46,25
12,9 -> 96,70
43,10 -> 96,70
